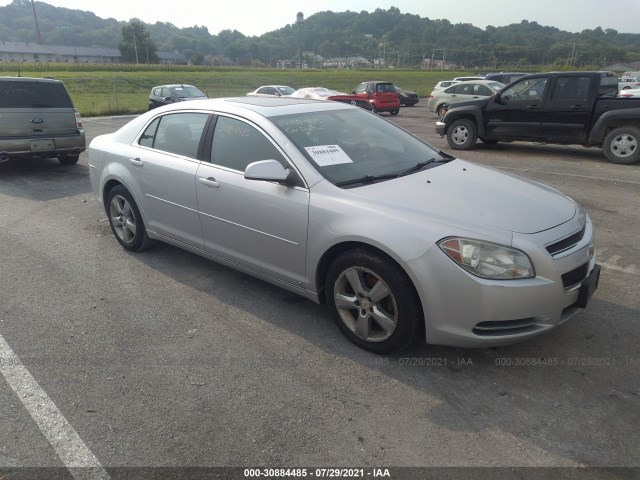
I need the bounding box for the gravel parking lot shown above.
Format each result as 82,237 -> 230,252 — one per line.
0,105 -> 638,479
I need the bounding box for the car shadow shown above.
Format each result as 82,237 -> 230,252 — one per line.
127,239 -> 639,468
0,156 -> 91,201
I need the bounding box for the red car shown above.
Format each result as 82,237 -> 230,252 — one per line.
352,81 -> 401,115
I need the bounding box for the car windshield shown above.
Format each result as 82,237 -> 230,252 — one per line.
174,86 -> 206,98
276,86 -> 296,95
272,108 -> 446,187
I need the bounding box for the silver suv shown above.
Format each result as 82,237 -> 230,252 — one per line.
0,76 -> 86,165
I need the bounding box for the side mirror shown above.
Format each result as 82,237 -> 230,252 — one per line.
494,94 -> 505,105
244,159 -> 293,185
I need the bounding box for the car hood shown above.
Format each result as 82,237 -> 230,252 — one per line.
347,159 -> 576,234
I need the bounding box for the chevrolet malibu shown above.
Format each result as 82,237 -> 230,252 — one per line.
88,97 -> 600,354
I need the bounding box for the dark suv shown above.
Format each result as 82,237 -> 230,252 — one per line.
352,81 -> 401,115
0,76 -> 85,165
148,84 -> 208,110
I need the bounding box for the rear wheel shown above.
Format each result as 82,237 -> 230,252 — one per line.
58,154 -> 79,165
106,185 -> 155,251
325,249 -> 422,354
446,119 -> 478,150
390,109 -> 399,116
603,126 -> 640,165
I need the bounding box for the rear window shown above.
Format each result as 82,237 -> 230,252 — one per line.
0,80 -> 73,108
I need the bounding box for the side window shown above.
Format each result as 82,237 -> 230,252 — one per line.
501,78 -> 548,102
210,116 -> 287,172
147,113 -> 209,158
455,84 -> 472,95
552,77 -> 590,100
355,84 -> 367,94
475,85 -> 492,96
139,118 -> 159,148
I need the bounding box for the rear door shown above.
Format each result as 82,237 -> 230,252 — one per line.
540,75 -> 593,142
130,111 -> 211,247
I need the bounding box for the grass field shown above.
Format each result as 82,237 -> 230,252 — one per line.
0,62 -> 489,116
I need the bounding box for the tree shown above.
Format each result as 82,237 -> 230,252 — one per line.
119,20 -> 158,63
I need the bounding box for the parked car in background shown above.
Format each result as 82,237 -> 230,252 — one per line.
483,72 -> 527,84
394,85 -> 419,106
436,71 -> 640,164
88,96 -> 599,354
427,80 -> 504,118
148,84 -> 208,110
618,76 -> 640,90
352,81 -> 401,115
618,88 -> 640,98
453,76 -> 485,82
433,80 -> 460,91
290,87 -> 373,111
0,76 -> 85,165
247,85 -> 296,97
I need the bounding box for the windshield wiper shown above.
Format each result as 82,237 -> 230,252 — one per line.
335,173 -> 400,187
398,156 -> 452,176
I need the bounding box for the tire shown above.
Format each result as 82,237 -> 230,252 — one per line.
58,154 -> 79,165
370,103 -> 378,114
325,248 -> 422,354
106,185 -> 155,252
390,109 -> 399,116
603,126 -> 640,165
446,118 -> 478,150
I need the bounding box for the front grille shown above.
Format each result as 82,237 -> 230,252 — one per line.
473,318 -> 541,336
561,263 -> 589,289
546,225 -> 585,256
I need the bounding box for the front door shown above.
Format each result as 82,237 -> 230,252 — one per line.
196,115 -> 309,287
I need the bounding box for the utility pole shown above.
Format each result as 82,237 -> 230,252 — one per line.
296,12 -> 304,70
30,0 -> 42,44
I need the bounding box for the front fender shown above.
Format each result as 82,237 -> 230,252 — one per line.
441,105 -> 486,137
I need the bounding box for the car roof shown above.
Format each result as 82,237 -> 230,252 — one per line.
0,76 -> 63,83
148,96 -> 353,117
153,84 -> 198,89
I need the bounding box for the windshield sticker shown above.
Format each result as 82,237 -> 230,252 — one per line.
305,145 -> 353,166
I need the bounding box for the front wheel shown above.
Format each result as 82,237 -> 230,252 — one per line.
603,126 -> 640,165
325,249 -> 422,354
106,185 -> 155,251
390,109 -> 399,116
446,119 -> 478,150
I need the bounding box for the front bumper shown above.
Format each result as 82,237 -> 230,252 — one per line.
435,121 -> 446,136
407,215 -> 598,348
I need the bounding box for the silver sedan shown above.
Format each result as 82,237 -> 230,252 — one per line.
88,97 -> 600,354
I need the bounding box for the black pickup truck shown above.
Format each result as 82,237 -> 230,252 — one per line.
435,71 -> 640,164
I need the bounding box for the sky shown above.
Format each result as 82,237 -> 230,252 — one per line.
3,0 -> 640,36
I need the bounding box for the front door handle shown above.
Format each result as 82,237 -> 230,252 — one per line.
525,105 -> 541,110
199,177 -> 220,188
569,105 -> 585,110
129,158 -> 143,167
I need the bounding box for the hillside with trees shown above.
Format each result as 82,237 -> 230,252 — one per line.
1,0 -> 639,68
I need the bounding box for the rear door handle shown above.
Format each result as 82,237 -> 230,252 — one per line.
199,177 -> 220,188
129,158 -> 143,167
569,105 -> 585,110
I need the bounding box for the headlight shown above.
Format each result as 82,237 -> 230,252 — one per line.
438,237 -> 535,279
